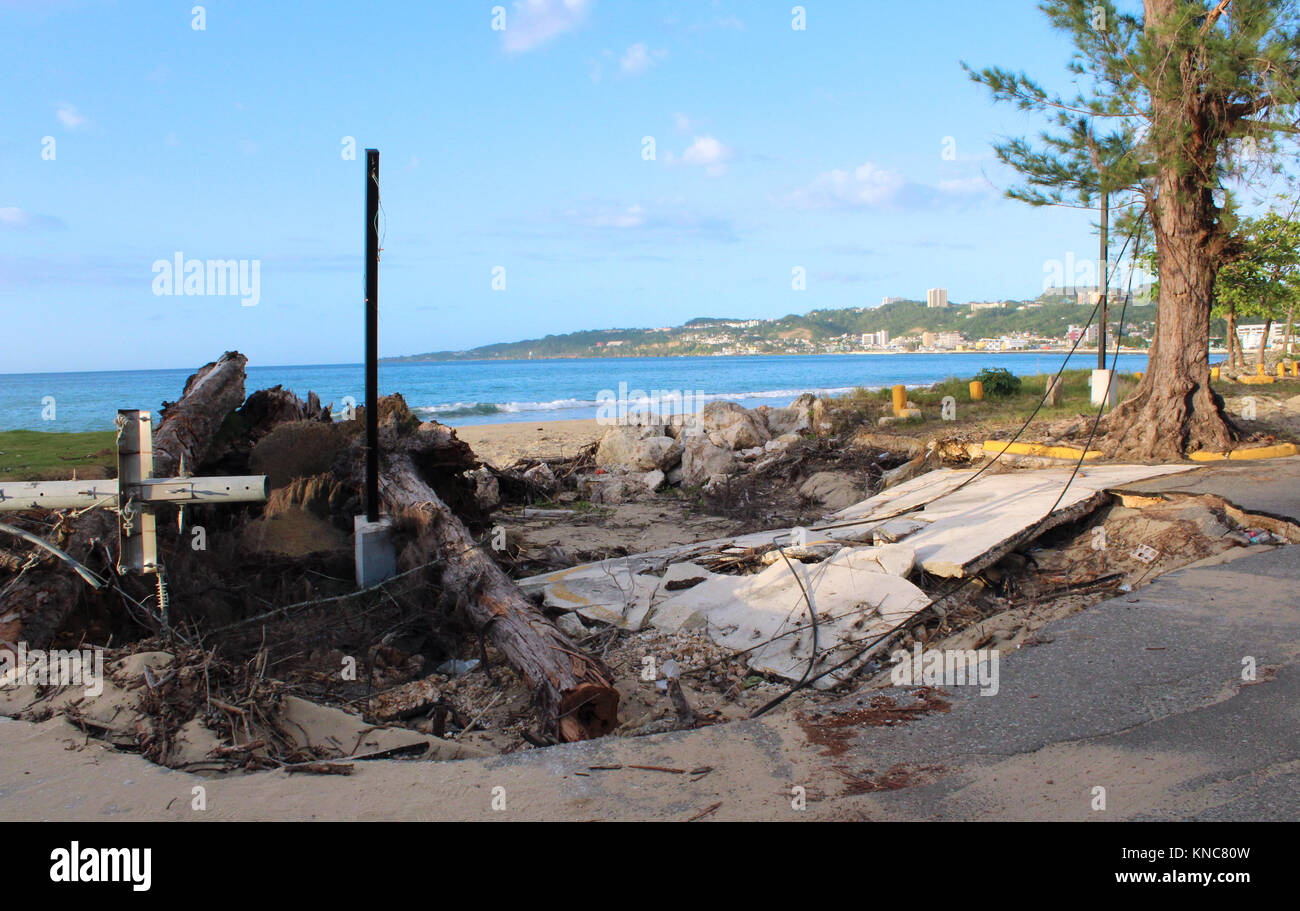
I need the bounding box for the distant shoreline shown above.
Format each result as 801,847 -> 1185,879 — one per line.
384,346 -> 1158,365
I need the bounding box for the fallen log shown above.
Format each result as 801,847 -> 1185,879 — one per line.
153,351 -> 249,477
380,446 -> 619,742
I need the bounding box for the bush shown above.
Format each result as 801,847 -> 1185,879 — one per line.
973,367 -> 1022,397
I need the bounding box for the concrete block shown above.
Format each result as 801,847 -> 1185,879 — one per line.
354,515 -> 397,588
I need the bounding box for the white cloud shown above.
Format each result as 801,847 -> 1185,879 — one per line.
55,103 -> 86,130
577,204 -> 647,229
502,0 -> 592,54
784,162 -> 992,210
666,135 -> 735,176
0,207 -> 63,230
620,42 -> 664,74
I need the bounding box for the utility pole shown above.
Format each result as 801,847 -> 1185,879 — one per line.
364,148 -> 380,523
1098,186 -> 1109,370
354,148 -> 397,587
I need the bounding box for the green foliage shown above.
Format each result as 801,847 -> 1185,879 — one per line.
1214,206 -> 1300,322
973,367 -> 1023,397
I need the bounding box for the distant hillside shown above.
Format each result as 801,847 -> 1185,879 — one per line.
387,291 -> 1157,362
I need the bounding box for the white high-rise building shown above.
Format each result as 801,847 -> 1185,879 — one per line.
927,288 -> 949,309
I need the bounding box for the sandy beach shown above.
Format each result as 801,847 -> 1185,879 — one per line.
455,418 -> 603,468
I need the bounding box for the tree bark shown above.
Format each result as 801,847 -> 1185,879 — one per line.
1285,305 -> 1295,358
153,351 -> 249,478
1107,1 -> 1238,459
379,448 -> 619,742
1258,316 -> 1273,368
1225,300 -> 1240,370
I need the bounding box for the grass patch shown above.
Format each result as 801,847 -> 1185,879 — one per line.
0,430 -> 117,480
831,369 -> 1141,432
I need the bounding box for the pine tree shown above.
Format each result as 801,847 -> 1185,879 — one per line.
969,0 -> 1300,458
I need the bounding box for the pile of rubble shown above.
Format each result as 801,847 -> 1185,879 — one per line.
574,394 -> 834,504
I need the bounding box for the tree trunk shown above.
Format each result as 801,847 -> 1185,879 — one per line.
1225,300 -> 1239,370
1107,1 -> 1237,459
1258,316 -> 1273,368
153,351 -> 248,478
1285,305 -> 1295,358
380,450 -> 619,742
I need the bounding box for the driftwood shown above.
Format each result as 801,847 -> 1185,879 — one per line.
153,351 -> 249,477
380,442 -> 619,742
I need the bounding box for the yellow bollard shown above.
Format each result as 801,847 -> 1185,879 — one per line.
1134,371 -> 1144,381
1211,365 -> 1221,381
1257,363 -> 1267,377
969,380 -> 984,402
1291,361 -> 1299,377
1278,363 -> 1288,378
891,384 -> 907,417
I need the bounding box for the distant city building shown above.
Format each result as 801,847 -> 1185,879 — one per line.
922,331 -> 937,347
927,288 -> 949,309
936,331 -> 964,349
881,296 -> 906,306
970,300 -> 1009,311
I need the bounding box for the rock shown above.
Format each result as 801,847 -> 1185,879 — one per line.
469,467 -> 500,511
596,427 -> 682,471
697,401 -> 770,450
554,612 -> 589,639
764,395 -> 814,436
798,471 -> 868,511
736,446 -> 765,460
522,462 -> 558,494
635,469 -> 666,493
578,474 -> 631,505
680,436 -> 735,487
765,433 -> 801,453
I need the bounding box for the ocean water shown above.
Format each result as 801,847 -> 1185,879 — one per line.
0,352 -> 1149,433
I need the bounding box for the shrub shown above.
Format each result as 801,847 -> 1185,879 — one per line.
973,367 -> 1022,397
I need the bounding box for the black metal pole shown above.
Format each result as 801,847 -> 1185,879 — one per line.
365,149 -> 380,522
1099,188 -> 1109,370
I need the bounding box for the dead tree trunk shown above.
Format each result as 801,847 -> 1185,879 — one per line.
380,450 -> 619,742
153,351 -> 248,477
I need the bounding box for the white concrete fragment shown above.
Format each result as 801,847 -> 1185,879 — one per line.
650,545 -> 929,686
828,464 -> 1194,577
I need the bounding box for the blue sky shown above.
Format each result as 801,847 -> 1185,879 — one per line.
2,0 -> 1113,373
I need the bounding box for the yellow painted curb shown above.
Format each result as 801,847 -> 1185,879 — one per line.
1238,375 -> 1275,385
983,440 -> 1103,460
1189,442 -> 1300,462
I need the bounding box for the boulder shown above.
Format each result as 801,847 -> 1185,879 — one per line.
798,471 -> 868,511
681,436 -> 735,487
698,401 -> 770,450
596,427 -> 682,471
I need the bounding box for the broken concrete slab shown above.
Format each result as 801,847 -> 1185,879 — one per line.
525,559 -> 661,630
826,464 -> 1194,577
650,545 -> 929,686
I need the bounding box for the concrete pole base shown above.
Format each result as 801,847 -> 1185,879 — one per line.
1090,368 -> 1117,409
354,515 -> 397,588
